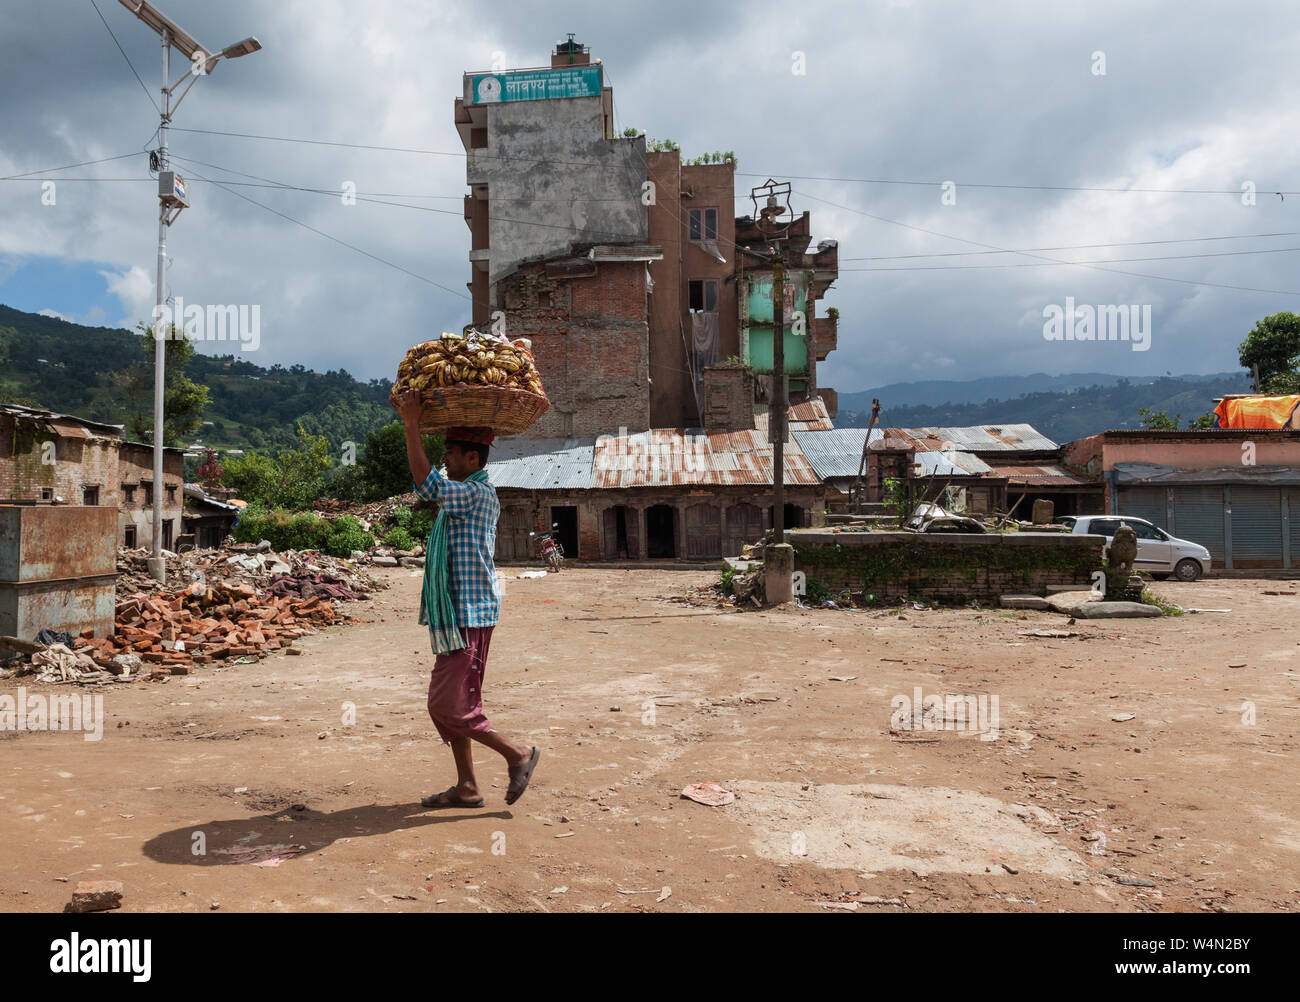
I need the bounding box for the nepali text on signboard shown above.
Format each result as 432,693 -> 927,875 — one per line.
470,65 -> 603,105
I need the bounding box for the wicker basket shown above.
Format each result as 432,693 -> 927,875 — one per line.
394,383 -> 550,436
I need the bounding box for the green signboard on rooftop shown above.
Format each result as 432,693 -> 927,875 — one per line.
470,65 -> 603,104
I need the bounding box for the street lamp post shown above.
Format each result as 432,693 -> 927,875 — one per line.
116,1 -> 260,582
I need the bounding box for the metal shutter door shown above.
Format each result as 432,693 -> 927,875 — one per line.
1290,488 -> 1300,568
1230,486 -> 1283,568
1117,487 -> 1167,529
1170,487 -> 1225,563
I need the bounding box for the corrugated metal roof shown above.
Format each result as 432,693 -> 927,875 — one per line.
913,450 -> 992,476
788,397 -> 835,431
791,428 -> 870,479
987,463 -> 1095,486
904,424 -> 1058,452
592,423 -> 819,487
486,437 -> 595,489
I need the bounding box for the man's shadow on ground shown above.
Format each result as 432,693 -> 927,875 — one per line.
141,803 -> 512,866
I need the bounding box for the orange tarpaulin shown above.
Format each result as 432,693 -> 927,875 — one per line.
1213,395 -> 1300,429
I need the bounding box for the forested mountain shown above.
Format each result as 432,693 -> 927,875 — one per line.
0,304 -> 393,452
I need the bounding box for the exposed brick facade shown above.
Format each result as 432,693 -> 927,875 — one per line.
0,409 -> 184,548
501,260 -> 651,439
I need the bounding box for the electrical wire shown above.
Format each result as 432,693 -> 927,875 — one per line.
0,153 -> 142,180
169,126 -> 1298,199
841,231 -> 1300,261
89,0 -> 160,114
797,189 -> 1300,296
741,170 -> 1297,198
842,245 -> 1300,270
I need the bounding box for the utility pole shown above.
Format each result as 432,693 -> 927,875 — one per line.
116,1 -> 261,581
148,27 -> 170,583
771,253 -> 785,544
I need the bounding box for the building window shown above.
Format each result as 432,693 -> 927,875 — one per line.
82,486 -> 99,506
689,279 -> 718,312
124,525 -> 137,548
143,482 -> 153,506
688,208 -> 718,242
122,483 -> 136,503
166,484 -> 176,502
163,519 -> 173,550
40,487 -> 53,502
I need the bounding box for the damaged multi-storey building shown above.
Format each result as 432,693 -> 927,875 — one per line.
454,37 -> 840,560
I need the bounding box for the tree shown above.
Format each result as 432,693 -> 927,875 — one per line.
196,447 -> 223,488
360,421 -> 443,500
223,427 -> 333,509
121,326 -> 210,446
1238,312 -> 1300,393
1138,407 -> 1180,430
1138,407 -> 1215,430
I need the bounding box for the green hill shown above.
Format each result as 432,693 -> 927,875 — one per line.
0,304 -> 394,453
836,374 -> 1253,442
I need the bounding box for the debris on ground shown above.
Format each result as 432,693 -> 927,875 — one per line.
66,880 -> 124,913
10,549 -> 385,682
680,782 -> 735,807
117,545 -> 386,597
904,502 -> 986,534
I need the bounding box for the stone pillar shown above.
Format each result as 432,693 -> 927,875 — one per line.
765,543 -> 795,605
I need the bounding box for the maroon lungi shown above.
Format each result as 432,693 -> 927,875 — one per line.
426,625 -> 494,744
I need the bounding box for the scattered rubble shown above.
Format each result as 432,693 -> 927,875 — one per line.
4,546 -> 387,683
66,881 -> 124,913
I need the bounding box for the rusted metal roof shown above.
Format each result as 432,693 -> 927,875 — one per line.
987,464 -> 1095,487
787,397 -> 835,431
592,421 -> 820,488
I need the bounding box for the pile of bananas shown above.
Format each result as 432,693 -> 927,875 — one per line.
394,332 -> 545,397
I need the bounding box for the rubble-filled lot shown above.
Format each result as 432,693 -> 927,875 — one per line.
1,569 -> 1297,913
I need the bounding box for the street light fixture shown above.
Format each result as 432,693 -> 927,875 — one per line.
116,0 -> 261,582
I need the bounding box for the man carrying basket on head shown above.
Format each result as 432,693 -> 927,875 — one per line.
394,390 -> 540,809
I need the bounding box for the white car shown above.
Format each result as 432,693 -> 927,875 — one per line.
1063,515 -> 1212,582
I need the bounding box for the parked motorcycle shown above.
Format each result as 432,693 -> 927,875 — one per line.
529,523 -> 564,572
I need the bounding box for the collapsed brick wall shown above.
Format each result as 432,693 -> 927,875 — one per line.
790,530 -> 1103,604
501,260 -> 650,438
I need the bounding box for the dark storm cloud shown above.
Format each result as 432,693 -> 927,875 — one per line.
2,0 -> 1296,392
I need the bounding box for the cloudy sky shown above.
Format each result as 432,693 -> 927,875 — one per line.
2,0 -> 1298,395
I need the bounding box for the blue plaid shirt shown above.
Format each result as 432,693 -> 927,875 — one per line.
415,466 -> 501,628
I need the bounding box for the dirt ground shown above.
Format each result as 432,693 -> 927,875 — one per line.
2,567 -> 1297,913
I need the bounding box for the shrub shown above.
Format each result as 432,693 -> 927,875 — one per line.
410,508 -> 435,539
390,506 -> 413,531
325,514 -> 375,558
384,527 -> 415,551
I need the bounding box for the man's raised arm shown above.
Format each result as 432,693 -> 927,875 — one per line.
395,388 -> 432,486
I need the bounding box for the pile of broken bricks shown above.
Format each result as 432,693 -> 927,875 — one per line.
78,580 -> 364,677
4,580 -> 371,683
